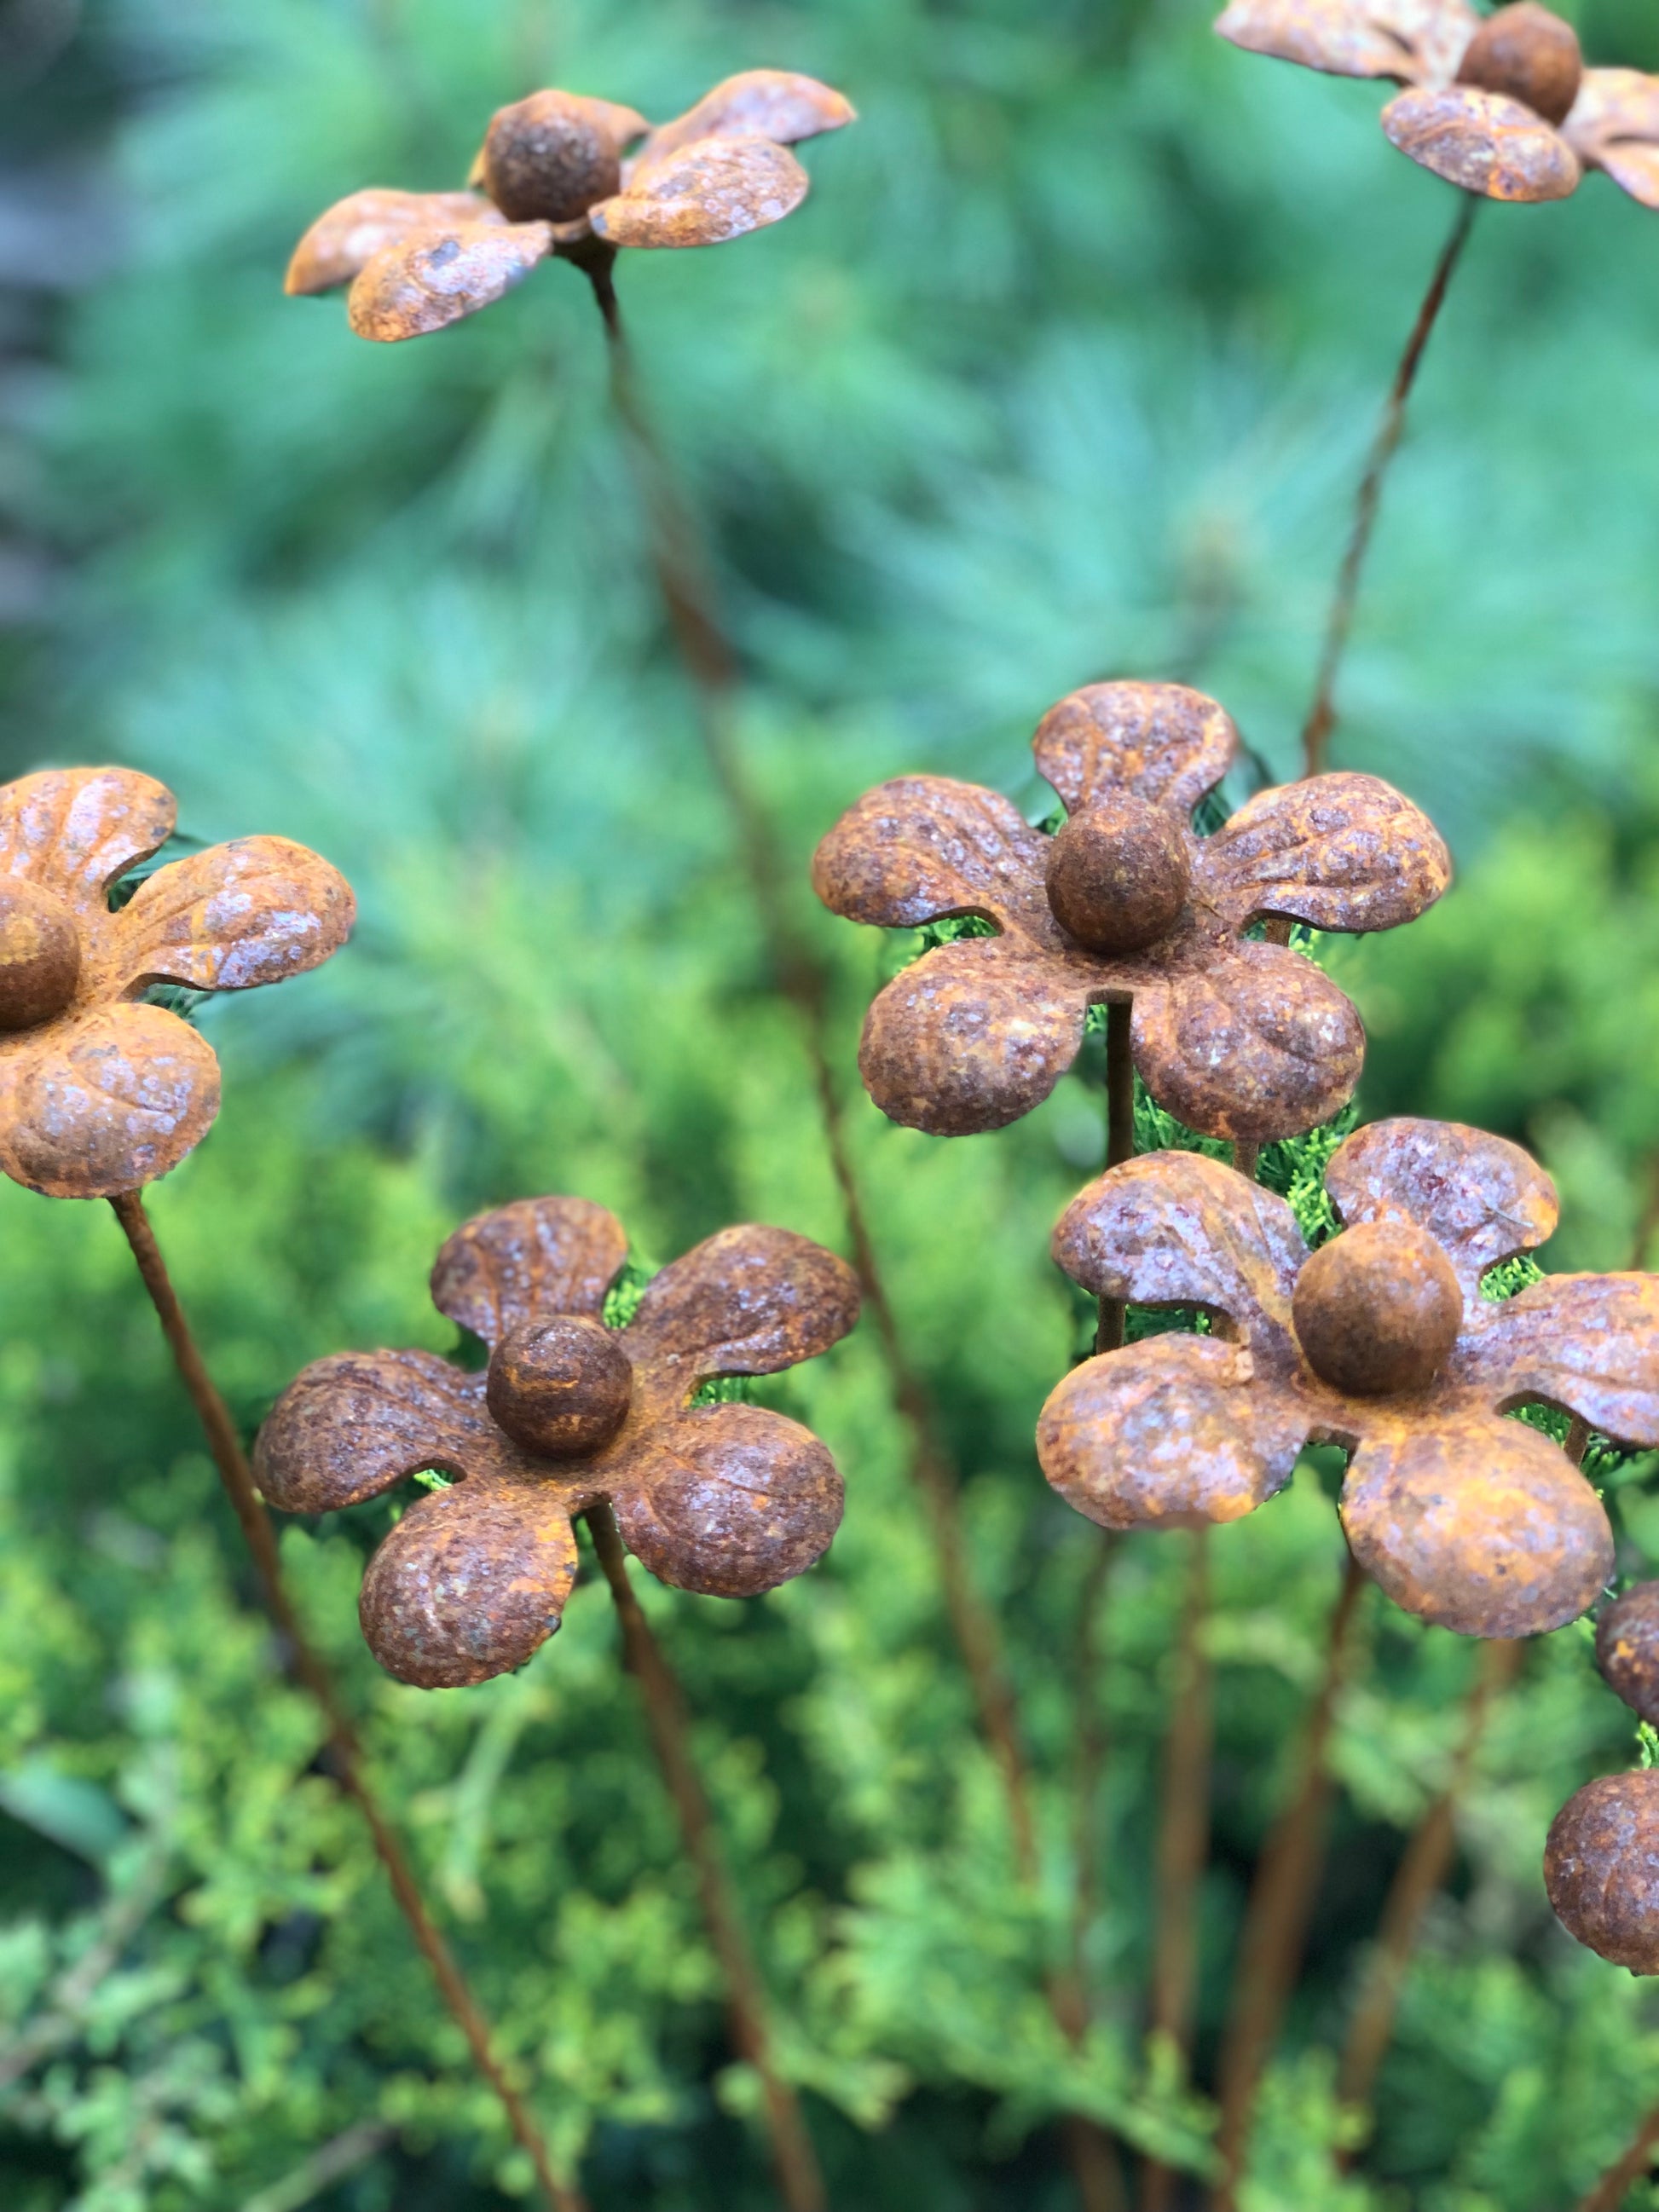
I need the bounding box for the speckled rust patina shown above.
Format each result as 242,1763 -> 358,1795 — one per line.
1216,0 -> 1659,207
1037,1116 -> 1659,1638
255,1197 -> 860,1689
1545,1772 -> 1659,1973
0,768 -> 353,1199
812,681 -> 1450,1146
286,70 -> 854,343
1598,1582 -> 1659,1725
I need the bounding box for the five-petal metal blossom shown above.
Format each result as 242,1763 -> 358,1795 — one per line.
285,69 -> 855,343
255,1196 -> 861,1689
1216,0 -> 1659,206
1036,1116 -> 1659,1639
0,768 -> 354,1200
812,682 -> 1450,1147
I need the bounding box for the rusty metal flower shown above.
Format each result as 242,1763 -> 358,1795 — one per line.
255,1197 -> 861,1688
1216,0 -> 1659,207
1545,1581 -> 1659,1971
1036,1116 -> 1659,1638
812,683 -> 1450,1147
0,767 -> 354,1200
285,70 -> 855,343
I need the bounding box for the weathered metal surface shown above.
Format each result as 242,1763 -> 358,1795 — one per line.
284,190 -> 503,295
0,768 -> 353,1200
1545,1773 -> 1659,1973
291,68 -> 853,343
1382,84 -> 1582,199
1214,0 -> 1478,85
1597,1582 -> 1659,1724
256,1198 -> 860,1689
1455,4 -> 1581,125
812,684 -> 1449,1146
1038,1117 -> 1643,1638
1565,69 -> 1659,207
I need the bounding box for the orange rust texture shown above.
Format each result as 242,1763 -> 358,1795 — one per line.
256,1198 -> 860,1689
1545,1773 -> 1659,1974
1597,1581 -> 1659,1724
1037,1118 -> 1659,1640
812,681 -> 1451,1146
286,70 -> 855,344
0,767 -> 353,1199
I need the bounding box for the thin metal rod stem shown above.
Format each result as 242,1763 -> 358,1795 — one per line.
582,1503 -> 826,2212
1298,193 -> 1478,778
1575,2104 -> 1659,2212
107,1190 -> 582,2212
1095,1000 -> 1135,1354
1211,1551 -> 1367,2209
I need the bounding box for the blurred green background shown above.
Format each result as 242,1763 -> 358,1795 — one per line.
8,0 -> 1659,2204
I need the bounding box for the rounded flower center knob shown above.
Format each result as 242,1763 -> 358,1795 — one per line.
0,880 -> 81,1032
486,1315 -> 633,1457
1454,3 -> 1581,125
483,95 -> 621,223
1291,1219 -> 1461,1397
1044,792 -> 1191,955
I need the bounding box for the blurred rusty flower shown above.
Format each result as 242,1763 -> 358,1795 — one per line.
1037,1116 -> 1659,1638
256,1197 -> 861,1688
1216,0 -> 1659,206
0,768 -> 354,1201
285,70 -> 855,342
812,682 -> 1450,1147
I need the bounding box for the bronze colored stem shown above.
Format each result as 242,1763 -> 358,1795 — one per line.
1336,1636 -> 1523,2141
1211,1551 -> 1367,2209
1141,1526 -> 1216,2212
1298,193 -> 1478,778
1096,1000 -> 1135,1354
582,1502 -> 827,2212
1071,1531 -> 1120,2009
106,1190 -> 583,2212
1575,2104 -> 1659,2212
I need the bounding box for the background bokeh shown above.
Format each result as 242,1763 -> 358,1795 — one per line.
6,0 -> 1659,2204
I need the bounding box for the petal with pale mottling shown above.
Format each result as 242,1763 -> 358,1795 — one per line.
0,1002 -> 220,1198
112,837 -> 355,995
256,1349 -> 501,1515
1196,772 -> 1451,933
429,1198 -> 629,1349
812,776 -> 1055,937
0,770 -> 175,915
1032,683 -> 1236,819
285,190 -> 503,295
1325,1118 -> 1557,1299
623,1227 -> 858,1390
1382,84 -> 1581,200
347,221 -> 552,342
590,137 -> 809,249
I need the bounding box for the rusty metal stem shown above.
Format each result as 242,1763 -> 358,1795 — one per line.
581,1503 -> 826,2212
1298,192 -> 1478,779
1575,2103 -> 1659,2212
1095,1000 -> 1135,1354
106,1190 -> 582,2212
1210,1550 -> 1367,2210
1335,1637 -> 1523,2145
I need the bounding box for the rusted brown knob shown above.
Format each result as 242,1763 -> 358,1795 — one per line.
482,92 -> 621,224
1598,1582 -> 1659,1724
1044,793 -> 1190,955
486,1315 -> 633,1457
1455,3 -> 1582,126
0,880 -> 80,1031
1292,1219 -> 1461,1396
1545,1771 -> 1659,1973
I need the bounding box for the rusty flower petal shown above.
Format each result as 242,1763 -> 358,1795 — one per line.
430,1197 -> 629,1349
285,190 -> 503,296
1195,772 -> 1452,933
859,938 -> 1092,1136
609,1404 -> 842,1595
0,769 -> 175,915
1038,1334 -> 1309,1530
591,136 -> 809,250
1325,1117 -> 1558,1299
359,1476 -> 581,1689
1052,1151 -> 1304,1345
1596,1582 -> 1659,1723
1545,1772 -> 1659,1972
635,69 -> 856,168
0,1003 -> 220,1200
623,1226 -> 859,1390
1215,0 -> 1478,84
1339,1414 -> 1612,1636
1381,84 -> 1581,199
346,221 -> 552,343
1564,67 -> 1659,206
1459,1273 -> 1659,1443
255,1350 -> 505,1515
812,776 -> 1056,938
1130,942 -> 1365,1145
111,837 -> 355,995
1032,682 -> 1237,818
